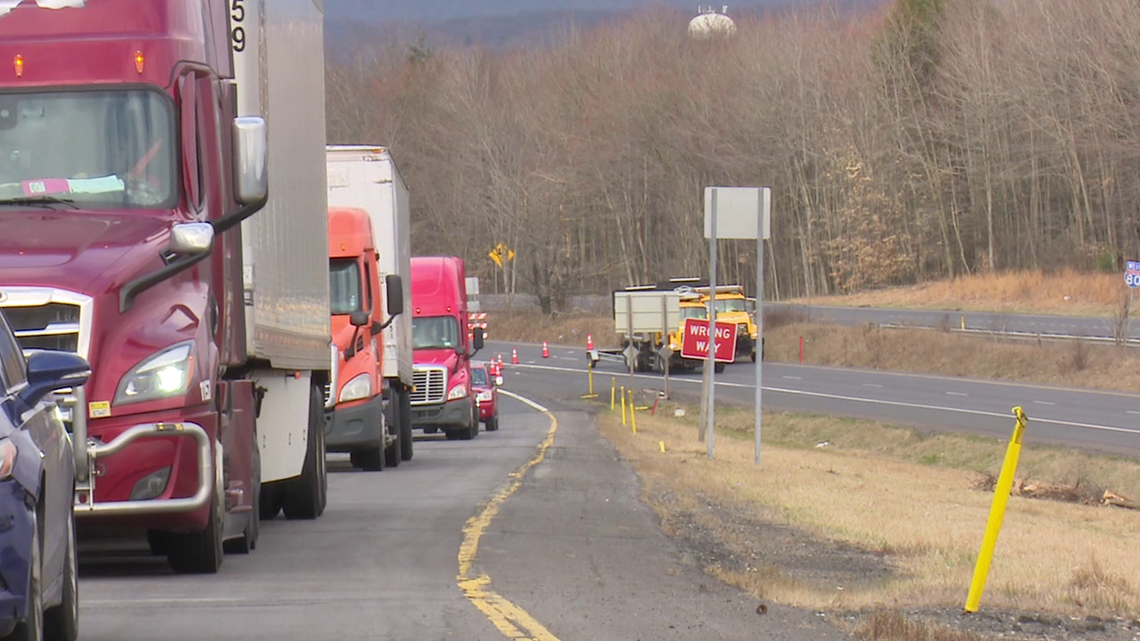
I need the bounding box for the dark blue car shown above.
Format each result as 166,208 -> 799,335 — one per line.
0,310 -> 91,641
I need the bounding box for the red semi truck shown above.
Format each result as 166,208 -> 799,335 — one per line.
326,205 -> 404,471
410,257 -> 484,440
0,0 -> 331,574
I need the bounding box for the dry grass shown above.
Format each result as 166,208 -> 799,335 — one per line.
485,309 -> 620,347
597,403 -> 1140,618
763,322 -> 1140,393
854,610 -> 985,641
785,268 -> 1128,316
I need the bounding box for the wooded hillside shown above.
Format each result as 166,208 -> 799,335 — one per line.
325,0 -> 1140,312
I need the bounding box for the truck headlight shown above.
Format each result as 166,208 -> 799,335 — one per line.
476,390 -> 493,403
114,341 -> 195,406
447,383 -> 467,401
0,439 -> 16,480
338,373 -> 372,403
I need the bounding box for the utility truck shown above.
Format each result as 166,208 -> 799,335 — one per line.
0,0 -> 331,574
326,146 -> 414,466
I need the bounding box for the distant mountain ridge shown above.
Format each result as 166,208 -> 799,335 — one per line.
324,0 -> 883,53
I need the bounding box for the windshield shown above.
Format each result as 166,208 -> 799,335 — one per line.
329,259 -> 363,315
471,367 -> 488,386
714,298 -> 748,313
412,316 -> 460,350
680,306 -> 708,320
0,89 -> 175,209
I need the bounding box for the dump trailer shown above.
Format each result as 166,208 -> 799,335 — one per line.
0,0 -> 330,574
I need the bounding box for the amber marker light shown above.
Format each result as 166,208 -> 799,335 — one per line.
135,50 -> 145,74
13,54 -> 23,78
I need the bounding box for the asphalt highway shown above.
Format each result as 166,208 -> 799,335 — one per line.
72,391 -> 854,640
766,302 -> 1140,343
483,340 -> 1140,459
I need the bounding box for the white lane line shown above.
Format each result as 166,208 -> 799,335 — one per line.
507,362 -> 1140,437
1128,410 -> 1140,416
783,376 -> 802,381
863,383 -> 883,388
1034,401 -> 1056,406
946,392 -> 968,397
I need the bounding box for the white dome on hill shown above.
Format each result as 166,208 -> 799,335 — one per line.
688,6 -> 736,39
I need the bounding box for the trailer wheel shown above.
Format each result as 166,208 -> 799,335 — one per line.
282,383 -> 328,520
714,362 -> 726,374
398,389 -> 413,462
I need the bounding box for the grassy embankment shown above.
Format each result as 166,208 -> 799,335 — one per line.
492,270 -> 1140,633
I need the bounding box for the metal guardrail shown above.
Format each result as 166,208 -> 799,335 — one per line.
875,323 -> 1140,347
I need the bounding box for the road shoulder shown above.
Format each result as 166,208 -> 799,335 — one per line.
477,402 -> 856,640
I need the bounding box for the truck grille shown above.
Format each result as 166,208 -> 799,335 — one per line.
6,302 -> 81,353
410,367 -> 446,405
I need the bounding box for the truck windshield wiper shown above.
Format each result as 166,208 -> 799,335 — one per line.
0,196 -> 80,210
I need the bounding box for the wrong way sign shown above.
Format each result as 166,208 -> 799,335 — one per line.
680,318 -> 737,362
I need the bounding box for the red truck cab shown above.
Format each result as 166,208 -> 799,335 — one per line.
409,257 -> 484,440
327,206 -> 403,471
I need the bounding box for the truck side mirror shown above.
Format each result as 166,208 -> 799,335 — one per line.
233,116 -> 267,205
385,274 -> 404,316
472,327 -> 485,353
349,310 -> 369,327
170,222 -> 215,255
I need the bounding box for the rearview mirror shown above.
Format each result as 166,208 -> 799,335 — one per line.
349,310 -> 369,327
18,350 -> 91,410
233,116 -> 267,205
170,222 -> 214,255
472,327 -> 485,353
385,274 -> 404,317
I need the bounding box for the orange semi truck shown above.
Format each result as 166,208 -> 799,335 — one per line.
326,206 -> 405,471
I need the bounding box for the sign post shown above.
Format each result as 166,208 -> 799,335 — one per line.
703,186 -> 771,465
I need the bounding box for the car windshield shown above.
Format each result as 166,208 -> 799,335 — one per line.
471,367 -> 488,386
0,89 -> 176,209
412,316 -> 460,350
329,259 -> 362,315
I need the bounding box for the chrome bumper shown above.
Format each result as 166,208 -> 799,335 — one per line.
64,388 -> 214,517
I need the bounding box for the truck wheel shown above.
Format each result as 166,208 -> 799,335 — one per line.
399,389 -> 413,461
714,362 -> 726,374
259,482 -> 282,520
384,438 -> 400,468
226,439 -> 260,554
167,472 -> 224,574
464,404 -> 479,440
44,503 -> 78,641
282,384 -> 328,520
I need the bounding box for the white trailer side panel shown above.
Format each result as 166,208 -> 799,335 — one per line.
231,0 -> 329,483
326,146 -> 413,386
232,0 -> 330,372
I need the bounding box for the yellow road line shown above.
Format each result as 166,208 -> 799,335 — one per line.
457,389 -> 562,641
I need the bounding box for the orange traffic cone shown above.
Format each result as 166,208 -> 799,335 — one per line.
542,341 -> 549,358
511,348 -> 519,365
587,334 -> 593,350
497,353 -> 504,368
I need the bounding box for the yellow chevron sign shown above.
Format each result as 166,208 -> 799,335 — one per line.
489,242 -> 515,267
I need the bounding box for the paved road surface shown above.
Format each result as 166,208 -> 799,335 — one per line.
485,340 -> 1140,458
73,391 -> 854,640
766,302 -> 1140,343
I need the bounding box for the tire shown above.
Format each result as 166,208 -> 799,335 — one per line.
464,405 -> 479,440
485,415 -> 498,432
43,507 -> 77,641
353,446 -> 384,472
398,389 -> 413,462
225,439 -> 260,554
12,507 -> 43,641
167,470 -> 224,574
259,482 -> 282,521
282,384 -> 328,520
383,439 -> 400,469
714,362 -> 726,374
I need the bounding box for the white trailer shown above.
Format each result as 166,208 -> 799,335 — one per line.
325,145 -> 415,462
233,0 -> 331,517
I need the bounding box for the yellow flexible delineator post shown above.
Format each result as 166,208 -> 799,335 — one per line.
629,390 -> 637,434
621,386 -> 627,425
611,378 -> 616,411
965,406 -> 1029,613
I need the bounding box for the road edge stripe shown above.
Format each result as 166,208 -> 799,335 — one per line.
456,389 -> 561,641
